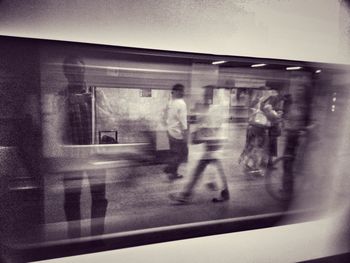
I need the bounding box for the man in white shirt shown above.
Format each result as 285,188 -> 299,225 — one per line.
164,84 -> 188,180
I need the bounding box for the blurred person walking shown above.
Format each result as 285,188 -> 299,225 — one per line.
169,85 -> 230,204
163,84 -> 189,180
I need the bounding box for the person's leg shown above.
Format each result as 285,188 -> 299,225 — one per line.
268,129 -> 278,167
257,127 -> 269,169
179,139 -> 189,164
239,126 -> 252,164
241,126 -> 256,171
283,131 -> 299,195
212,159 -> 230,202
250,126 -> 262,170
213,159 -> 228,190
87,169 -> 108,236
166,134 -> 185,179
164,133 -> 176,173
63,171 -> 83,238
169,159 -> 209,203
183,159 -> 209,195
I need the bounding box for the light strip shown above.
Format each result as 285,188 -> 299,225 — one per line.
286,66 -> 302,71
315,69 -> 322,73
212,60 -> 226,65
251,63 -> 266,68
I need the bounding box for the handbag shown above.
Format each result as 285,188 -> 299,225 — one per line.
191,127 -> 215,144
248,96 -> 273,127
249,108 -> 271,127
191,128 -> 206,144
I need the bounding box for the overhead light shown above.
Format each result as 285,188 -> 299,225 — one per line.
286,66 -> 302,71
251,63 -> 266,68
315,69 -> 322,73
212,61 -> 226,65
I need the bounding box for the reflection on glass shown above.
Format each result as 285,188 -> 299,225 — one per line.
1,36 -> 350,262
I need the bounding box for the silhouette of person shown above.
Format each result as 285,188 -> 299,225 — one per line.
239,87 -> 281,175
281,81 -> 313,198
163,84 -> 189,180
265,88 -> 284,167
169,85 -> 230,203
61,55 -> 108,237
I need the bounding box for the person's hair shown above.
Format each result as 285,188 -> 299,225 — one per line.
202,85 -> 215,104
172,83 -> 185,98
203,85 -> 215,92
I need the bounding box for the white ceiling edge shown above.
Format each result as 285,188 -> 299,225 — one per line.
0,0 -> 349,65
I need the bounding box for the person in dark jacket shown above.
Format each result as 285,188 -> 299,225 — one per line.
61,55 -> 108,237
264,89 -> 284,167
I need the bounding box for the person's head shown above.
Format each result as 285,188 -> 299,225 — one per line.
63,55 -> 86,84
202,85 -> 215,105
171,84 -> 185,99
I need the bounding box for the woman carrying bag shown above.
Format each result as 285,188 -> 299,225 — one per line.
239,87 -> 281,176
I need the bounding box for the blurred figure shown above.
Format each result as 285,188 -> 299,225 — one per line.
239,86 -> 281,175
169,85 -> 230,204
281,80 -> 313,197
266,88 -> 284,167
163,84 -> 189,180
61,55 -> 108,237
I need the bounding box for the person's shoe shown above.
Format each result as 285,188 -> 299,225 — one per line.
168,173 -> 184,180
212,189 -> 230,203
169,193 -> 191,204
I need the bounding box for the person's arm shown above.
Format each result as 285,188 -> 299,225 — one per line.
178,101 -> 188,138
161,103 -> 169,127
262,97 -> 281,121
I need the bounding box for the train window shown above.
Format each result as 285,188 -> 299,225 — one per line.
94,86 -> 171,144
1,36 -> 350,262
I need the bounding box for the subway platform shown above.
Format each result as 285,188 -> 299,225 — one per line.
0,123 -> 327,261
